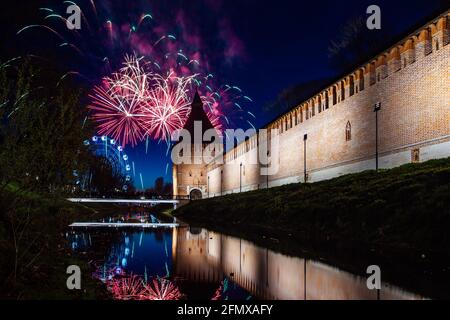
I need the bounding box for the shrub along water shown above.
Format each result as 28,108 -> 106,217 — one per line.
0,183 -> 119,299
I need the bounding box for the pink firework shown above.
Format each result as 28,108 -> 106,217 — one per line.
20,4 -> 256,148
88,56 -> 150,147
88,54 -> 252,147
89,55 -> 224,146
143,278 -> 183,300
198,89 -> 224,132
109,275 -> 148,300
88,78 -> 146,147
211,281 -> 224,300
141,72 -> 196,141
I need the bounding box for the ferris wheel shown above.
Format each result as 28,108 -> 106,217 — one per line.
82,136 -> 135,191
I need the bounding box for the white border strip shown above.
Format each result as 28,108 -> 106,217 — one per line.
69,222 -> 179,228
67,198 -> 179,204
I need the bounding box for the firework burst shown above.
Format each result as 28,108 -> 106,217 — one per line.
143,278 -> 183,300
141,72 -> 198,141
18,1 -> 256,148
88,56 -> 150,146
109,274 -> 148,300
89,55 -> 202,145
88,78 -> 146,147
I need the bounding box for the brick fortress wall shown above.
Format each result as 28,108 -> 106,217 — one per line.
175,12 -> 450,198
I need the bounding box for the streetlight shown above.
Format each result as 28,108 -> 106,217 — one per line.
220,170 -> 223,196
374,102 -> 381,172
266,150 -> 269,189
304,258 -> 307,300
240,163 -> 243,193
303,134 -> 308,183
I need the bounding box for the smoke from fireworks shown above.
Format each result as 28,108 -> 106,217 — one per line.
17,0 -> 256,148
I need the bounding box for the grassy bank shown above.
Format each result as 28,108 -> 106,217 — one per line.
0,185 -> 119,299
174,158 -> 450,296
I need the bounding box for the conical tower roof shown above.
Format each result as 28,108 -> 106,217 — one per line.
182,91 -> 215,136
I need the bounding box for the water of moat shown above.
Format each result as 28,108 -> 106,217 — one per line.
67,207 -> 426,300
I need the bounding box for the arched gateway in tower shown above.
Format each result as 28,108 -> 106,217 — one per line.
172,91 -> 217,199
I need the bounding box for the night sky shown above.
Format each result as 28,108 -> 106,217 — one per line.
0,0 -> 447,188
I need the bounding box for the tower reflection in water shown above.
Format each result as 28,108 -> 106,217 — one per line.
68,225 -> 424,300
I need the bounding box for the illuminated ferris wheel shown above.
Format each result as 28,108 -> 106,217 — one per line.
82,136 -> 135,191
